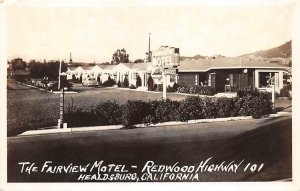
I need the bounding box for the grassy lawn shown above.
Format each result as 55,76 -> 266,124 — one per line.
7,82 -> 188,136
7,81 -> 292,136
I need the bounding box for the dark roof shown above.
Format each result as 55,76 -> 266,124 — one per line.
178,57 -> 288,72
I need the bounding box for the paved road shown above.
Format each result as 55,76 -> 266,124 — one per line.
7,116 -> 292,182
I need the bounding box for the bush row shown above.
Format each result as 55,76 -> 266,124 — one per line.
65,94 -> 273,129
177,85 -> 215,95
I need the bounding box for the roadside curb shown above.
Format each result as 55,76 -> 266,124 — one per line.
18,112 -> 291,137
19,125 -> 123,136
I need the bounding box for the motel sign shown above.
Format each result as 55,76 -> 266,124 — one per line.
151,46 -> 180,99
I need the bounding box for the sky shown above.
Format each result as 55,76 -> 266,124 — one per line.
6,0 -> 294,63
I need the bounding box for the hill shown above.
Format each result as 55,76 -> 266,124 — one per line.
241,40 -> 291,58
180,54 -> 206,61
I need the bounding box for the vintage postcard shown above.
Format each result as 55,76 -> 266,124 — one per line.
1,0 -> 299,190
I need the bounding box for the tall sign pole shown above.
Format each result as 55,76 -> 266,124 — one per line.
148,33 -> 151,62
58,61 -> 62,90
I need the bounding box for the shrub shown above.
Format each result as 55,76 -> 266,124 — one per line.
167,82 -> 179,92
153,84 -> 158,91
64,93 -> 273,128
123,76 -> 129,88
136,75 -> 142,87
47,81 -> 72,91
237,89 -> 260,98
279,85 -> 292,97
177,86 -> 190,93
65,108 -> 98,127
167,85 -> 173,92
189,86 -> 214,95
177,97 -> 204,121
154,99 -> 180,122
157,84 -> 163,92
65,100 -> 121,126
177,86 -> 214,95
172,82 -> 179,92
147,75 -> 154,91
129,84 -> 136,89
97,76 -> 101,84
102,76 -> 116,87
120,100 -> 150,129
202,98 -> 219,119
142,100 -> 161,125
94,101 -> 121,125
117,80 -> 122,87
238,95 -> 273,118
215,98 -> 236,118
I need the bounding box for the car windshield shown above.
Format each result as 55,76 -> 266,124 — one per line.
89,78 -> 95,81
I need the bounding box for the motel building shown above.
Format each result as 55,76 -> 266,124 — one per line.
177,57 -> 288,93
66,46 -> 288,94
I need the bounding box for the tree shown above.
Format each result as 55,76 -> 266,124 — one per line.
136,75 -> 142,87
111,48 -> 129,64
134,59 -> 144,63
28,60 -> 68,80
147,75 -> 154,91
10,58 -> 27,70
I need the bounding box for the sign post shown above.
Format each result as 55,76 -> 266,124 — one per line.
162,68 -> 177,100
57,61 -> 67,129
271,84 -> 275,110
162,70 -> 167,99
58,87 -> 65,129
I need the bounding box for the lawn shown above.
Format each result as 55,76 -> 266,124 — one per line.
7,82 -> 188,136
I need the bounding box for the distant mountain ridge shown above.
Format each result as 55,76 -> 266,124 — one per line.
240,40 -> 291,58
180,54 -> 206,61
180,40 -> 292,61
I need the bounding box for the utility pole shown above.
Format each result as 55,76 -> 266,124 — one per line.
148,33 -> 151,54
148,33 -> 151,62
70,52 -> 73,64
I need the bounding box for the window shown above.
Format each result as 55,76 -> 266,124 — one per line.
258,72 -> 277,88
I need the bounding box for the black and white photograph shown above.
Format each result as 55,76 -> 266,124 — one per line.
1,0 -> 299,190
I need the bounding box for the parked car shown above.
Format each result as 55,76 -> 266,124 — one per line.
82,78 -> 98,87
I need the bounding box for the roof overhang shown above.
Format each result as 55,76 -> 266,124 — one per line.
178,66 -> 288,73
